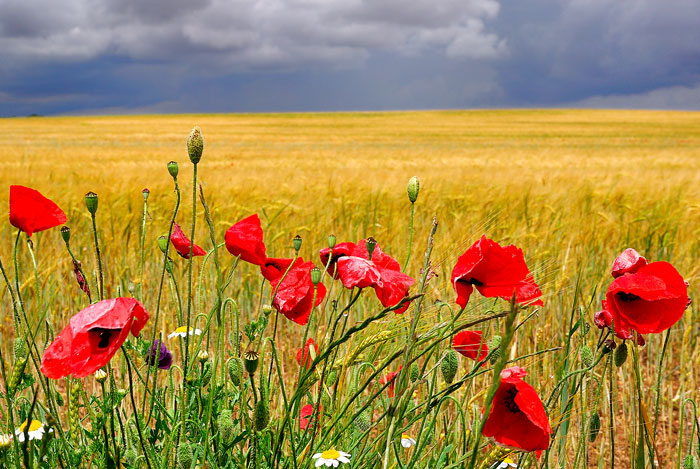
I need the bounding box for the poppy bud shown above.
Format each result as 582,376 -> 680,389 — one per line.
14,337 -> 27,360
409,362 -> 420,383
95,369 -> 108,384
142,188 -> 150,201
197,349 -> 209,364
261,304 -> 273,316
441,350 -> 458,384
580,345 -> 594,368
328,234 -> 337,249
293,235 -> 302,253
167,161 -> 179,179
165,258 -> 174,274
488,335 -> 502,364
85,192 -> 98,215
310,267 -> 321,286
187,127 -> 204,164
407,176 -> 420,203
254,399 -> 270,431
366,237 -> 378,261
156,235 -> 168,253
589,412 -> 601,442
227,358 -> 242,387
684,454 -> 699,469
354,410 -> 371,432
61,226 -> 71,244
177,441 -> 193,469
244,350 -> 259,375
614,342 -> 628,367
602,339 -> 616,353
218,409 -> 235,444
124,446 -> 137,466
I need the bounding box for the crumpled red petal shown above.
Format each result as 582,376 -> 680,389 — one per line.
337,256 -> 381,289
319,242 -> 356,279
611,248 -> 647,278
9,185 -> 67,237
224,214 -> 267,265
171,223 -> 206,258
271,261 -> 326,325
452,330 -> 489,364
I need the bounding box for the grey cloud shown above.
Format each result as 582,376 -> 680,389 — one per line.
570,81 -> 700,110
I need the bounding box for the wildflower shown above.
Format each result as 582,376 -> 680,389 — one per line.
271,261 -> 326,325
9,185 -> 66,237
41,298 -> 149,379
300,404 -> 318,430
451,236 -> 543,309
312,449 -> 351,467
168,327 -> 202,339
593,301 -> 645,345
0,433 -> 12,448
491,457 -> 518,468
260,257 -> 302,282
197,349 -> 209,363
146,340 -> 173,370
380,366 -> 402,398
224,214 -> 267,265
401,434 -> 416,448
482,366 -> 552,452
297,338 -> 318,369
319,242 -> 356,279
452,330 -> 489,364
611,248 -> 648,278
605,249 -> 688,335
95,368 -> 108,383
171,223 -> 206,259
15,420 -> 52,442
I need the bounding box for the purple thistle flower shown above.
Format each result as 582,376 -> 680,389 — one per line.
146,340 -> 173,370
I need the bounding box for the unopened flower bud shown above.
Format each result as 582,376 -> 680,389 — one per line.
218,409 -> 235,444
167,161 -> 179,179
262,305 -> 273,316
85,192 -> 98,215
441,350 -> 458,384
409,362 -> 420,383
95,369 -> 108,384
614,342 -> 628,367
354,411 -> 371,432
157,235 -> 169,253
197,349 -> 209,364
227,358 -> 242,387
0,433 -> 11,449
684,454 -> 700,469
142,188 -> 150,200
407,176 -> 420,203
580,345 -> 594,368
14,337 -> 27,360
310,267 -> 321,286
177,441 -> 193,469
61,226 -> 71,244
187,127 -> 204,164
602,339 -> 616,353
328,234 -> 337,249
244,350 -> 259,375
254,399 -> 270,431
366,237 -> 378,261
488,335 -> 502,365
293,235 -> 302,253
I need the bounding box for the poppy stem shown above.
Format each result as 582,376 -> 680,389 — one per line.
183,162 -> 198,378
403,202 -> 415,272
89,211 -> 104,301
121,347 -> 153,469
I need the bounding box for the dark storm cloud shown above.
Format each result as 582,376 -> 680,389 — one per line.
0,0 -> 698,115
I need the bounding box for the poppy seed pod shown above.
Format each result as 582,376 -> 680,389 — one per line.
310,267 -> 321,286
244,350 -> 259,375
580,345 -> 594,368
187,127 -> 204,164
328,234 -> 337,249
61,226 -> 71,244
85,192 -> 98,215
589,412 -> 601,442
441,350 -> 458,384
293,235 -> 302,253
614,342 -> 628,367
407,176 -> 420,203
142,188 -> 149,200
157,235 -> 169,253
365,237 -> 378,261
254,399 -> 270,431
177,441 -> 193,469
167,161 -> 179,179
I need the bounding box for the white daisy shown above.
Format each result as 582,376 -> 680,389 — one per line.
15,420 -> 52,442
491,457 -> 517,469
312,448 -> 351,467
168,326 -> 202,339
400,433 -> 416,448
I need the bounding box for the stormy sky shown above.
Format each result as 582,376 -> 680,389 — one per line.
0,0 -> 699,115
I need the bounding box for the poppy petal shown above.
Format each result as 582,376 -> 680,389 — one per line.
9,185 -> 67,237
224,214 -> 267,265
337,256 -> 381,289
171,223 -> 206,258
611,248 -> 648,278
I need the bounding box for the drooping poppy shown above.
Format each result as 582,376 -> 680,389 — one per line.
72,260 -> 90,296
372,267 -> 415,314
261,257 -> 303,282
452,330 -> 489,364
593,301 -> 645,344
41,298 -> 149,379
146,339 -> 173,370
271,261 -> 326,325
171,223 -> 206,259
224,214 -> 267,265
296,338 -> 318,369
319,242 -> 357,279
380,366 -> 402,398
9,185 -> 67,237
482,366 -> 552,452
605,259 -> 688,335
611,248 -> 647,278
451,236 -> 543,309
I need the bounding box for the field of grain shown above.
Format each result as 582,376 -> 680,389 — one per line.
1,109 -> 700,467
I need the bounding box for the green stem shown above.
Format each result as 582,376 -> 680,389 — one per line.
90,212 -> 104,300
403,202 -> 414,272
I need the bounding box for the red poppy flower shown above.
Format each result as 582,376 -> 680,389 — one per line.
41,298 -> 150,379
296,338 -> 318,369
337,256 -> 381,289
451,236 -> 543,309
224,214 -> 267,265
372,267 -> 414,314
300,404 -> 318,430
271,261 -> 326,325
611,248 -> 647,278
593,301 -> 645,344
452,330 -> 488,364
605,260 -> 688,335
380,366 -> 402,398
261,257 -> 303,282
9,185 -> 67,237
171,223 -> 206,259
482,366 -> 552,452
319,242 -> 357,279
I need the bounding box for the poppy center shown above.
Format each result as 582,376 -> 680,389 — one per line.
89,327 -> 121,349
617,291 -> 641,302
467,277 -> 483,287
503,387 -> 520,413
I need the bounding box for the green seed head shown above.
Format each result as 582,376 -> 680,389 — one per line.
85,192 -> 98,215
580,345 -> 594,368
167,160 -> 179,179
227,358 -> 242,387
60,226 -> 71,244
254,399 -> 270,431
187,127 -> 204,164
489,335 -> 502,364
589,412 -> 601,442
366,237 -> 378,261
355,410 -> 371,432
218,409 -> 235,444
407,176 -> 420,203
328,234 -> 337,249
409,362 -> 420,383
441,350 -> 458,384
310,267 -> 321,286
124,446 -> 137,466
614,342 -> 628,367
683,454 -> 699,469
244,350 -> 259,375
293,235 -> 302,253
325,370 -> 338,387
177,441 -> 193,469
14,337 -> 27,360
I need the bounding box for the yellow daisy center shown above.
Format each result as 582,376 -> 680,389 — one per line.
174,326 -> 189,333
401,434 -> 411,439
19,420 -> 42,432
503,457 -> 515,464
321,449 -> 340,459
